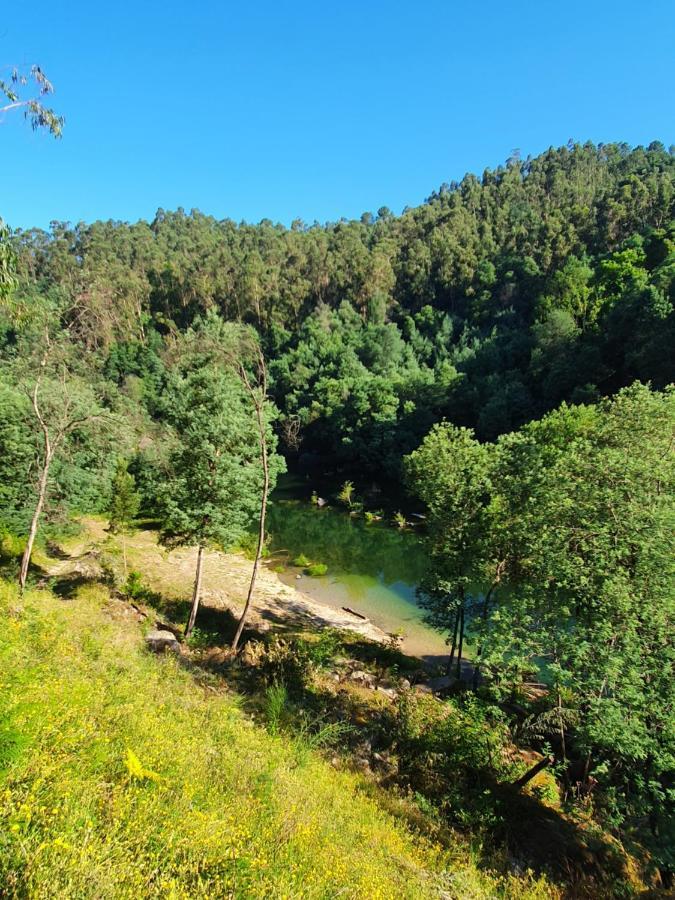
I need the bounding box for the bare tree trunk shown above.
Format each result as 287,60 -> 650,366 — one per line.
19,447 -> 53,594
472,582 -> 497,691
455,597 -> 465,681
185,544 -> 204,639
232,381 -> 269,653
513,755 -> 553,789
446,604 -> 461,675
19,373 -> 53,595
122,532 -> 128,579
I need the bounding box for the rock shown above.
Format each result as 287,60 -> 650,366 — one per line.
413,683 -> 433,695
146,629 -> 180,654
350,670 -> 376,687
399,678 -> 411,691
295,574 -> 302,580
376,686 -> 398,701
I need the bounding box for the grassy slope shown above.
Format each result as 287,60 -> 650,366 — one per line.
0,579 -> 555,899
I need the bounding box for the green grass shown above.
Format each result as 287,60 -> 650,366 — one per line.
0,579 -> 555,898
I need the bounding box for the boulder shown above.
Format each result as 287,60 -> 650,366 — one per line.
350,669 -> 376,687
146,629 -> 181,654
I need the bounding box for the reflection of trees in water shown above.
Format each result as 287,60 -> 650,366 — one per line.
267,502 -> 428,586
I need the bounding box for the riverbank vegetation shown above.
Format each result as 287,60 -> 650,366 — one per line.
1,141 -> 674,894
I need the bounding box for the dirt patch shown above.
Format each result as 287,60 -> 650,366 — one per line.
64,520 -> 391,644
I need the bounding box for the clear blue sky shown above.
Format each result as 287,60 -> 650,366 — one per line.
2,0 -> 673,231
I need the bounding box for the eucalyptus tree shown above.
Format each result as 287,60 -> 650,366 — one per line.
160,316 -> 283,640
16,344 -> 108,592
0,287 -> 110,591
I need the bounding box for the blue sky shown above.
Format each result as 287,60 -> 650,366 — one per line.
2,0 -> 673,230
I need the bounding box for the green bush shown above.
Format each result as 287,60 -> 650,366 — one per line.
186,626 -> 220,651
395,692 -> 514,827
302,629 -> 343,668
257,636 -> 315,694
0,532 -> 25,562
305,562 -> 328,576
122,570 -> 147,600
293,553 -> 311,568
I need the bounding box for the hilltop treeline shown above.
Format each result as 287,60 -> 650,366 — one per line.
9,140 -> 675,474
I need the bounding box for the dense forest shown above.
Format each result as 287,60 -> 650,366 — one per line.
6,140 -> 675,478
1,141 -> 674,895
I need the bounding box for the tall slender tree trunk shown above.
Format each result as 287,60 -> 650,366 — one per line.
19,369 -> 54,595
232,400 -> 269,652
472,582 -> 496,691
19,446 -> 53,594
122,532 -> 128,579
185,544 -> 204,639
455,595 -> 465,681
446,604 -> 461,675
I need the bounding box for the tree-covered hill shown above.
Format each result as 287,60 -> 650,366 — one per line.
9,141 -> 675,475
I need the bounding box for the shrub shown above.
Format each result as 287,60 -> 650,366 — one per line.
256,636 -> 315,694
306,562 -> 328,577
293,553 -> 311,568
186,626 -> 220,651
303,629 -> 343,668
122,570 -> 148,601
0,532 -> 25,562
395,692 -> 515,827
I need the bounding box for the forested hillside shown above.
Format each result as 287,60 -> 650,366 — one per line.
8,141 -> 675,475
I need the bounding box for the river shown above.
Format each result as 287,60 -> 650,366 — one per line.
265,489 -> 452,663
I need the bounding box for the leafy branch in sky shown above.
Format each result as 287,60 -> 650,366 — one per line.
1,64 -> 64,137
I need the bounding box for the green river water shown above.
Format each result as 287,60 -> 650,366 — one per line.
265,495 -> 452,663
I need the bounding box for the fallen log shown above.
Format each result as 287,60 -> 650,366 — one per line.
342,606 -> 368,621
513,754 -> 554,789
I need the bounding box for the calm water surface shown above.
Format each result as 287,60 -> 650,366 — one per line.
266,497 -> 451,661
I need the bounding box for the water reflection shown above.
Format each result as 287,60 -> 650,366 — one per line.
266,499 -> 450,659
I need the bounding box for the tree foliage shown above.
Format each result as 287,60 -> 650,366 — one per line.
406,385 -> 675,867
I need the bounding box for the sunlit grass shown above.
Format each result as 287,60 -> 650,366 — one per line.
0,579 -> 556,898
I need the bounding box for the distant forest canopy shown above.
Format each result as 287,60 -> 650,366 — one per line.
7,140 -> 675,476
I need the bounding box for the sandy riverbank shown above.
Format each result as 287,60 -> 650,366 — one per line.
52,520 -> 392,646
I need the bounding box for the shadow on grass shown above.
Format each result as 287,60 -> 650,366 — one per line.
51,573 -> 102,600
